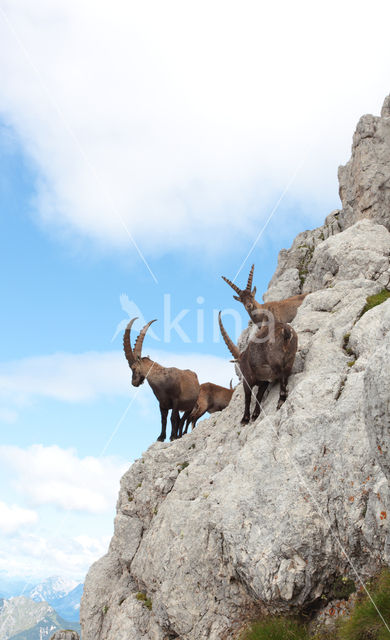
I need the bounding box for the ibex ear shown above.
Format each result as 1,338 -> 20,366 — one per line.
252,286 -> 256,296
233,295 -> 240,301
137,355 -> 141,361
230,359 -> 238,363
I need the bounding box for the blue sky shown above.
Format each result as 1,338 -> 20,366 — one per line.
0,0 -> 389,586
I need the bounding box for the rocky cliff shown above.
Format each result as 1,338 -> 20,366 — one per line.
81,95 -> 390,640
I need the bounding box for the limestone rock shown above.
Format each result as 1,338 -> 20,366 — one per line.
50,632 -> 80,640
264,211 -> 342,302
81,97 -> 390,640
81,256 -> 390,640
264,95 -> 390,301
338,95 -> 390,232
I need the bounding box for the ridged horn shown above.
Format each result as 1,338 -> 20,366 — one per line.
218,312 -> 240,360
133,319 -> 157,359
221,275 -> 242,296
123,317 -> 138,366
246,264 -> 255,291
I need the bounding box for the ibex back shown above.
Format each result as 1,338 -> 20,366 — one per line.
222,264 -> 307,325
181,381 -> 234,435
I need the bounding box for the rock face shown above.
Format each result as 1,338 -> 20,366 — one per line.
50,632 -> 80,640
81,96 -> 390,640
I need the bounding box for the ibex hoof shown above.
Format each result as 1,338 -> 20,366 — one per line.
241,417 -> 249,425
157,435 -> 165,442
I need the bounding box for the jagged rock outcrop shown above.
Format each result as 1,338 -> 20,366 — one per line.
265,94 -> 390,304
50,632 -> 80,640
81,95 -> 390,640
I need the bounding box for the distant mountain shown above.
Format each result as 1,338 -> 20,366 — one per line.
27,577 -> 79,604
27,577 -> 83,622
50,584 -> 83,622
0,596 -> 80,640
9,613 -> 80,640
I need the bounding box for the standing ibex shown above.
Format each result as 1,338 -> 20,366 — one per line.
123,318 -> 199,441
222,264 -> 307,325
180,380 -> 235,435
218,312 -> 297,422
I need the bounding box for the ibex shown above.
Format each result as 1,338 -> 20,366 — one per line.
180,380 -> 235,435
123,318 -> 200,442
222,264 -> 307,325
218,312 -> 297,422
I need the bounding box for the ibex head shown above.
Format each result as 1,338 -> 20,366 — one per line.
222,264 -> 257,313
123,317 -> 157,386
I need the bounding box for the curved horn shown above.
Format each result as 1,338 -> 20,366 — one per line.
221,275 -> 242,296
123,317 -> 138,366
229,378 -> 233,390
246,264 -> 255,291
218,312 -> 240,360
133,319 -> 157,359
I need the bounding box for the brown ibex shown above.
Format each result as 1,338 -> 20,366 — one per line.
222,264 -> 307,325
180,380 -> 235,435
123,318 -> 200,441
218,312 -> 297,422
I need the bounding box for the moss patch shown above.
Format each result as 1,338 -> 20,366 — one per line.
178,461 -> 189,472
240,617 -> 310,640
328,576 -> 356,601
136,591 -> 152,610
360,290 -> 390,317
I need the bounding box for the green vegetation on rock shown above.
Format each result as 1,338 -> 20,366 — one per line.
135,592 -> 152,610
338,570 -> 390,640
240,617 -> 309,640
360,290 -> 390,317
239,571 -> 390,640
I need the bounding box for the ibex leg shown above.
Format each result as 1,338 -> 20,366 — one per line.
170,409 -> 180,441
277,375 -> 288,410
157,407 -> 168,442
178,410 -> 192,438
241,380 -> 252,424
251,381 -> 268,421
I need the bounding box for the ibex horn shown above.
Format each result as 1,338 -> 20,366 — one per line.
123,317 -> 139,366
133,319 -> 157,359
221,275 -> 242,296
218,312 -> 240,360
246,264 -> 255,291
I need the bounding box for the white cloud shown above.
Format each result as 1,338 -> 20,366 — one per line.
0,502 -> 38,535
0,351 -> 130,403
0,444 -> 127,513
0,348 -> 237,408
0,531 -> 110,582
0,0 -> 389,258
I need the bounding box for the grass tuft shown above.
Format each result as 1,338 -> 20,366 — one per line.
338,570 -> 390,640
361,290 -> 390,317
240,617 -> 310,640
